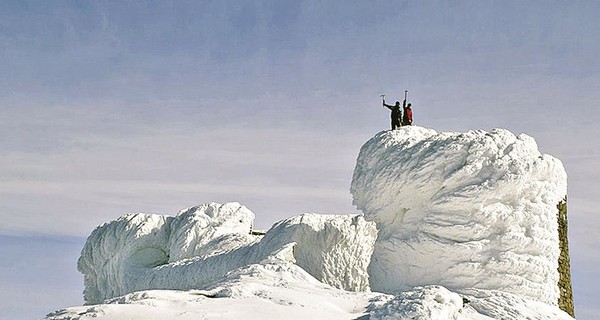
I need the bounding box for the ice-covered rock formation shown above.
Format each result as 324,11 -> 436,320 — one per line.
78,203 -> 260,304
78,202 -> 377,304
49,126 -> 576,320
351,127 -> 568,306
258,213 -> 377,292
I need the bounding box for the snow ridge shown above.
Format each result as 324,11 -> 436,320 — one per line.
78,202 -> 377,304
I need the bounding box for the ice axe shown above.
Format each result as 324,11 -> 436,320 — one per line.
404,90 -> 408,102
380,94 -> 385,106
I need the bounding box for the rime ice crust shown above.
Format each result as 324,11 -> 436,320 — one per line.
77,202 -> 259,304
351,127 -> 568,305
168,203 -> 257,262
51,127 -> 575,319
258,213 -> 377,292
77,202 -> 377,304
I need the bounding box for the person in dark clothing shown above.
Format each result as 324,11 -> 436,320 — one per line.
402,101 -> 413,126
383,100 -> 402,130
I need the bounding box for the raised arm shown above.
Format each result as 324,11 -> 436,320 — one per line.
383,100 -> 393,109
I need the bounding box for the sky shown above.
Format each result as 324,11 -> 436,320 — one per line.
1,1 -> 599,319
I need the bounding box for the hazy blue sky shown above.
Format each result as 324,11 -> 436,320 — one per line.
2,1 -> 599,319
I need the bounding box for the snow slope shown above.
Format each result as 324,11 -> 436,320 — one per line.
351,127 -> 568,305
51,245 -> 384,320
47,126 -> 574,319
48,270 -> 574,320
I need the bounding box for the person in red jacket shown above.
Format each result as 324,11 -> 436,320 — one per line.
402,101 -> 413,126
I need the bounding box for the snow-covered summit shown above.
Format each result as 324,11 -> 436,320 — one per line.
48,126 -> 574,320
351,127 -> 568,305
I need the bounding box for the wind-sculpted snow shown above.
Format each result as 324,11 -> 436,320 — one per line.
77,202 -> 259,304
351,127 -> 568,306
51,126 -> 575,319
167,203 -> 257,262
78,202 -> 377,304
258,213 -> 377,292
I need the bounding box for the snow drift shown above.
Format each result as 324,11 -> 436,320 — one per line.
78,202 -> 377,304
351,127 -> 568,306
49,275 -> 574,320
